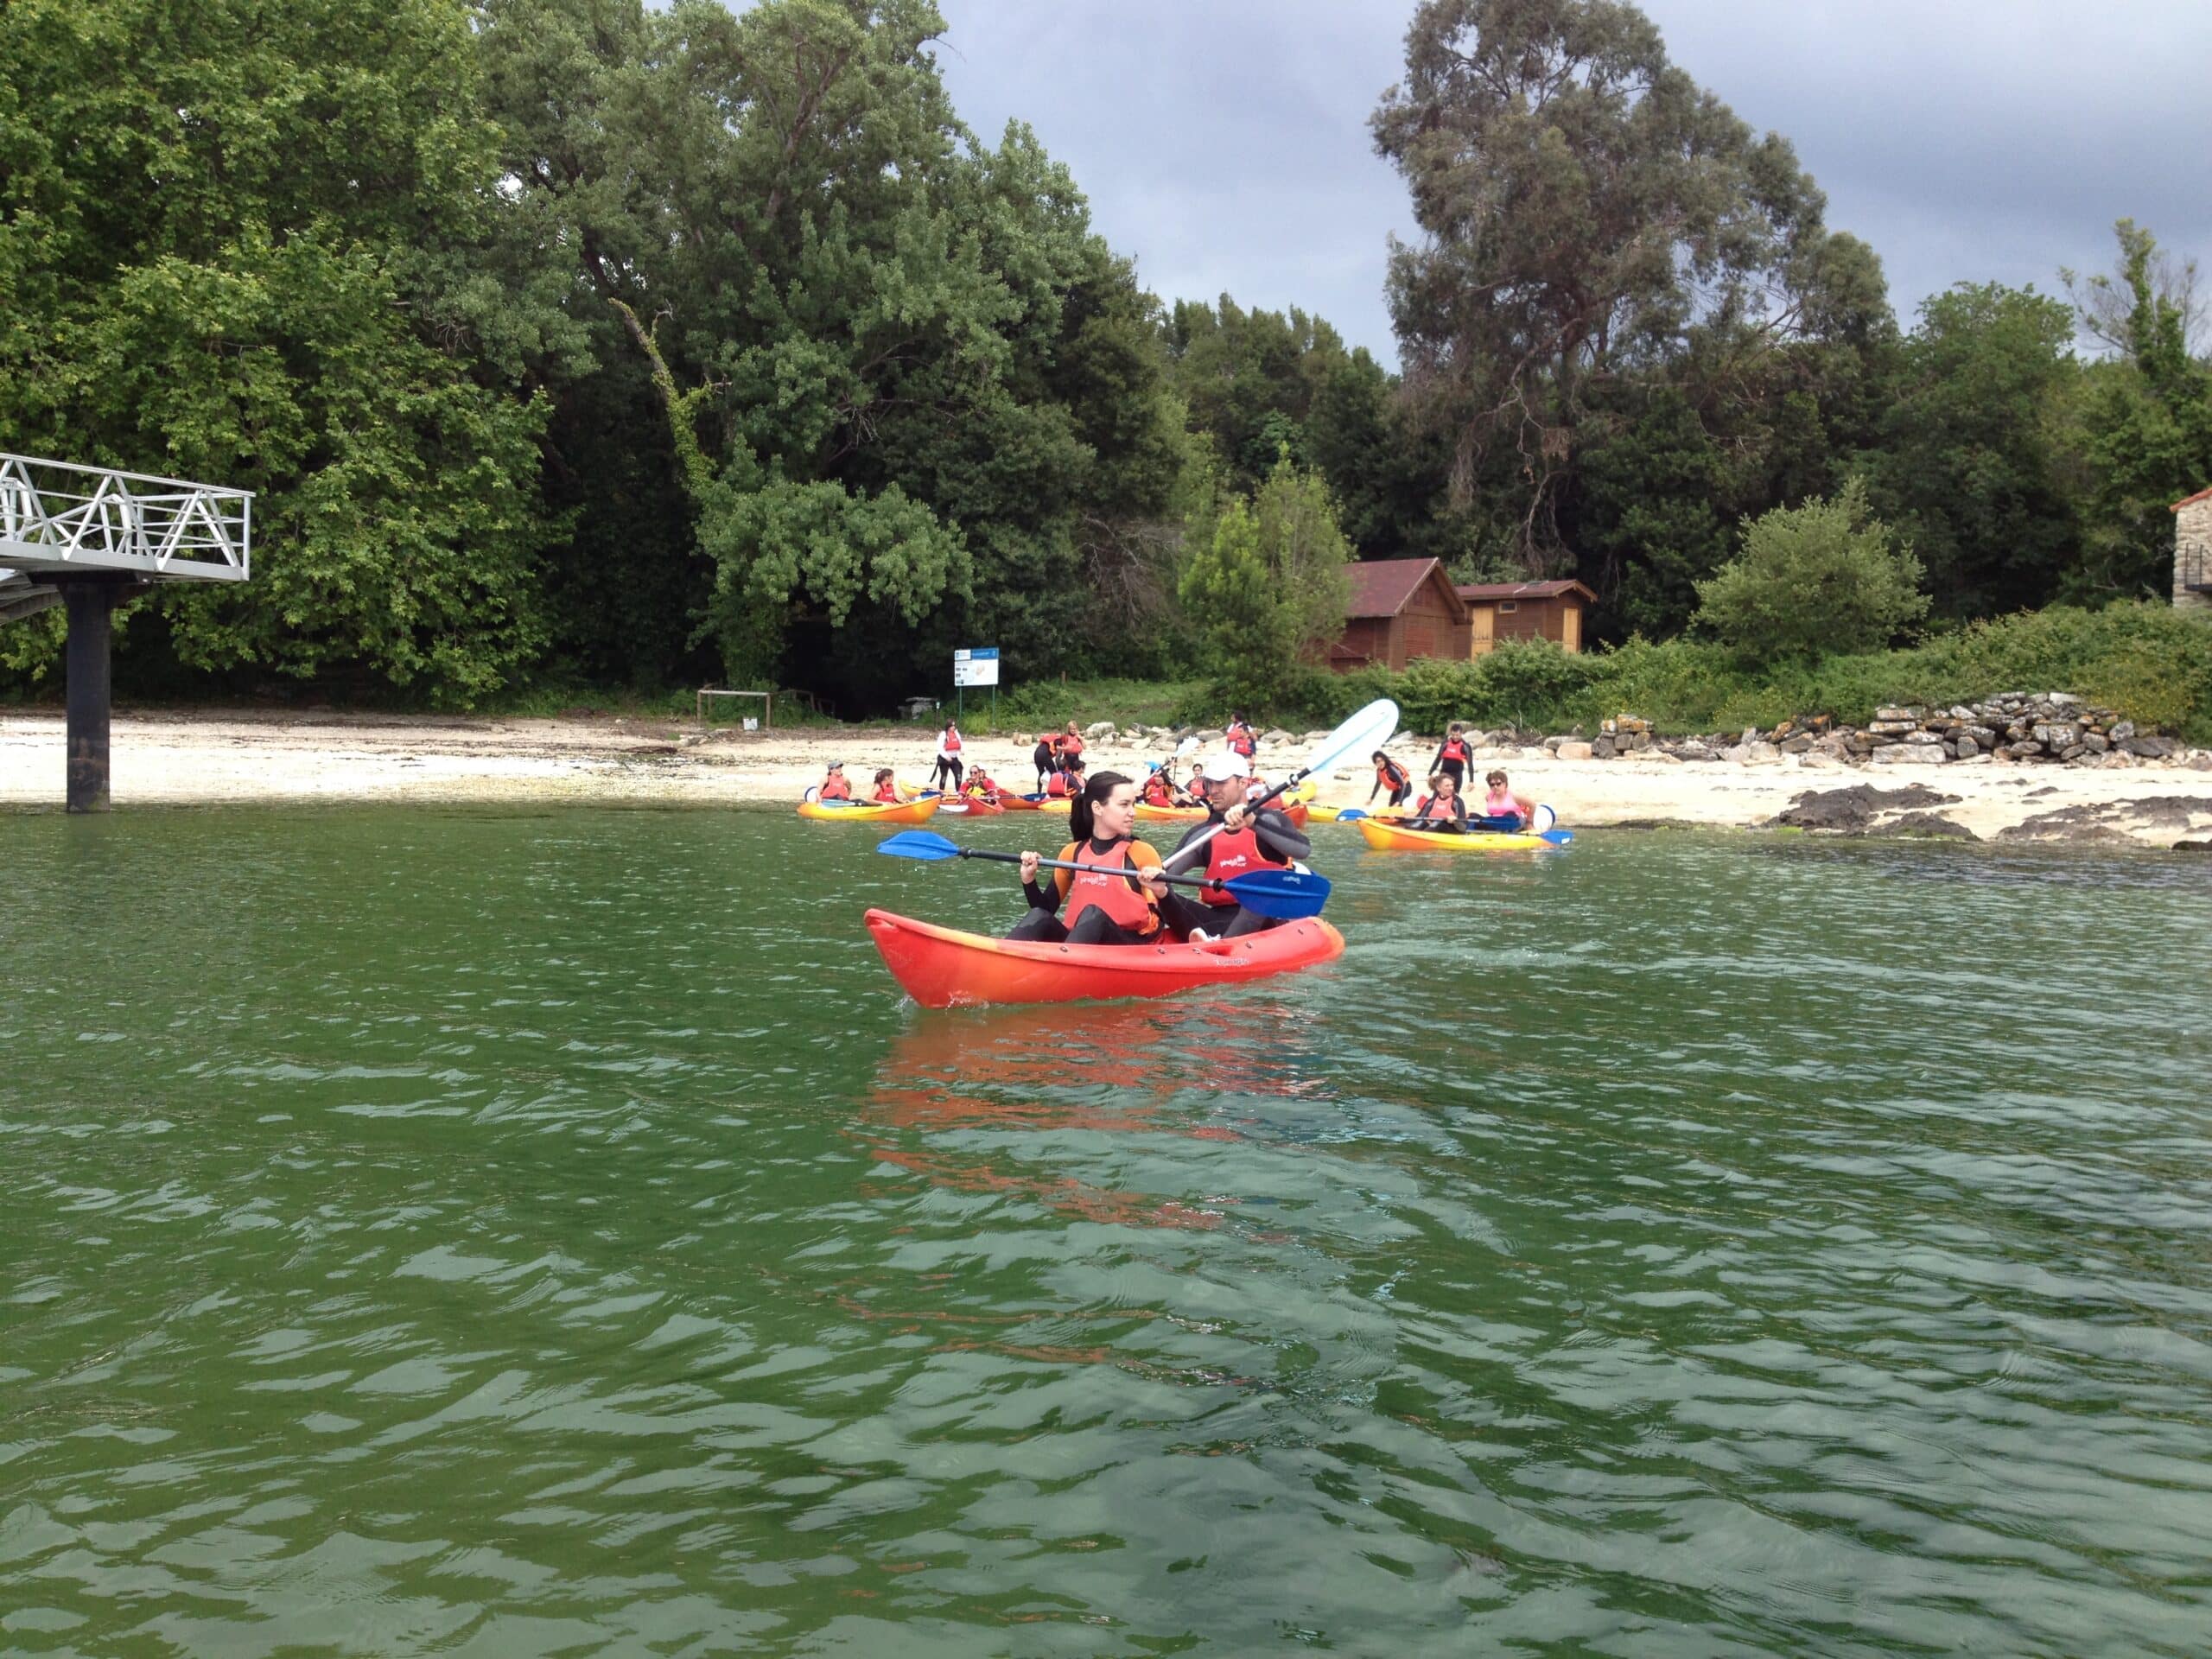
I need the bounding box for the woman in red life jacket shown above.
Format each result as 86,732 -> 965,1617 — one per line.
1368,749 -> 1411,808
1429,723 -> 1471,794
1224,714 -> 1257,762
1155,749 -> 1313,941
1058,721 -> 1086,774
931,720 -> 964,792
1405,771 -> 1468,830
963,765 -> 1001,804
817,762 -> 853,802
1005,771 -> 1168,945
1033,734 -> 1058,791
1478,768 -> 1537,830
870,767 -> 908,804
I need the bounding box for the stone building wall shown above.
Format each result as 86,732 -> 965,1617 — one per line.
2177,494 -> 2212,613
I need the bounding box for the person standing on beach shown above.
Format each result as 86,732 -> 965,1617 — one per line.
1431,724 -> 1471,795
1033,733 -> 1057,791
931,719 -> 963,792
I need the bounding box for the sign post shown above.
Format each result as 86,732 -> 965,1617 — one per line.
953,647 -> 1000,726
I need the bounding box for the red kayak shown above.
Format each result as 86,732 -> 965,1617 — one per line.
865,908 -> 1345,1008
938,798 -> 1007,817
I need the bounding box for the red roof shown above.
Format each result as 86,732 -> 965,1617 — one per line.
1344,558 -> 1460,619
2173,486 -> 2212,512
1455,580 -> 1595,602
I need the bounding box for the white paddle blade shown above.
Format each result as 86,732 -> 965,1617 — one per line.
1298,698 -> 1401,782
1536,803 -> 1557,833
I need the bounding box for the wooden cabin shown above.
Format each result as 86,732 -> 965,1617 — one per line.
1455,579 -> 1594,655
1329,559 -> 1469,672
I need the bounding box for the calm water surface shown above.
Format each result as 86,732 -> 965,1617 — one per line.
3,807 -> 2209,1656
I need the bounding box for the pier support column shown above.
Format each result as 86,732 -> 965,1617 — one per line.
63,581 -> 118,813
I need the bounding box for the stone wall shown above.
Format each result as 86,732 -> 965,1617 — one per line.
2177,496 -> 2212,613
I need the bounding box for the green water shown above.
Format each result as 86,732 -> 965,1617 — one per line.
4,807 -> 2210,1656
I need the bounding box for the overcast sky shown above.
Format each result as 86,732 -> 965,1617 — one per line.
930,0 -> 2212,362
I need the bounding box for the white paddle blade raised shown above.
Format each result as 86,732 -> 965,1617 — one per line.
1297,698 -> 1401,784
1536,803 -> 1558,834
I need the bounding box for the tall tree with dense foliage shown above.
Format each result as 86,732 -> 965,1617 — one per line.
1179,458 -> 1352,712
0,0 -> 561,700
1865,283 -> 2082,619
2065,222 -> 2212,602
1372,0 -> 1847,571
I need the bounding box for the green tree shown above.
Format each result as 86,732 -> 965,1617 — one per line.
1694,480 -> 1928,664
0,0 -> 560,701
1373,0 -> 1839,569
1178,458 -> 1350,711
2063,222 -> 2212,602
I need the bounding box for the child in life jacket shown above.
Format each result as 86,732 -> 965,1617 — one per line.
817,762 -> 853,801
870,768 -> 906,804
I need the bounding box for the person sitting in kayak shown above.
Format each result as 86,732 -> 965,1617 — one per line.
1368,749 -> 1411,808
1430,723 -> 1471,794
963,765 -> 1002,804
1044,756 -> 1085,798
1157,750 -> 1312,941
817,762 -> 853,802
1406,772 -> 1467,830
1141,764 -> 1179,807
1477,768 -> 1537,831
870,768 -> 909,804
1007,770 -> 1168,946
1225,714 -> 1257,763
1033,734 -> 1058,791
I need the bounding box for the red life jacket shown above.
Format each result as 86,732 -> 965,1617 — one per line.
941,728 -> 962,753
1045,772 -> 1072,798
1227,721 -> 1255,758
819,776 -> 852,801
1060,734 -> 1084,760
1063,840 -> 1157,933
1412,795 -> 1462,823
1200,820 -> 1287,908
1141,777 -> 1173,805
873,784 -> 901,803
1440,736 -> 1469,764
1376,758 -> 1406,788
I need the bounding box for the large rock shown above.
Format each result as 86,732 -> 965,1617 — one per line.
1084,721 -> 1117,738
1872,811 -> 1979,841
1778,782 -> 1962,832
1554,741 -> 1594,760
1724,740 -> 1783,764
1870,741 -> 1947,766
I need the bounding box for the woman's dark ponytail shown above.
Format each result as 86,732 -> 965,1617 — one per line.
1070,770 -> 1131,844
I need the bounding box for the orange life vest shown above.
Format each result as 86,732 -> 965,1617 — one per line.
1200,819 -> 1287,908
819,777 -> 851,801
1062,840 -> 1159,933
1045,772 -> 1072,798
1440,736 -> 1469,764
873,783 -> 900,803
940,728 -> 962,753
1376,758 -> 1407,789
1227,721 -> 1256,758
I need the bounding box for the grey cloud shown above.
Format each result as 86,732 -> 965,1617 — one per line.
931,0 -> 2212,358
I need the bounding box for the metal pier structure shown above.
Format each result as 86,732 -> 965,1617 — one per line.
1,453 -> 253,810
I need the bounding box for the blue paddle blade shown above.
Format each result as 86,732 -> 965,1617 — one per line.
1221,866 -> 1331,919
1539,829 -> 1574,845
1335,808 -> 1367,822
875,830 -> 963,861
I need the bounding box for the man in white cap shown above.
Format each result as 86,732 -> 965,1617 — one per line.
1157,749 -> 1313,941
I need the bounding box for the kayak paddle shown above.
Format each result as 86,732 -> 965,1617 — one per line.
1161,698 -> 1402,874
876,830 -> 1332,920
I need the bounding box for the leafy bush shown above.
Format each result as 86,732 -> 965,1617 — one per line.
1694,480 -> 1930,664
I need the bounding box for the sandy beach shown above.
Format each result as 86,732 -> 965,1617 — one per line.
5,706 -> 2211,847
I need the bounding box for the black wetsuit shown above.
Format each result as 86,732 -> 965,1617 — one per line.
1157,803 -> 1312,939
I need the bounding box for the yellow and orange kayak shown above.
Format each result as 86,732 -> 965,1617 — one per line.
1354,817 -> 1549,853
797,798 -> 941,825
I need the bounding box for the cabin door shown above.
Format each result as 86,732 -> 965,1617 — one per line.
1471,605 -> 1494,656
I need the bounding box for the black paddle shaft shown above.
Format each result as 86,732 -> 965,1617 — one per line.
957,845 -> 1230,896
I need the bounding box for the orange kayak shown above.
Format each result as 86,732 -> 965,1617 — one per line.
797,798 -> 940,825
864,908 -> 1345,1007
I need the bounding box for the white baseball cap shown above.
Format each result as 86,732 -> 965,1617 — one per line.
1192,750 -> 1249,783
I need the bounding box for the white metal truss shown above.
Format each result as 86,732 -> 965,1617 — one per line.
0,452 -> 251,583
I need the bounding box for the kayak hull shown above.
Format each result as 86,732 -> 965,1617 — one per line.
1355,817 -> 1549,853
798,798 -> 941,824
938,798 -> 1007,817
865,908 -> 1345,1008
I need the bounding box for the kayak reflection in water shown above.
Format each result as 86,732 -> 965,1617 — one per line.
1007,771 -> 1171,946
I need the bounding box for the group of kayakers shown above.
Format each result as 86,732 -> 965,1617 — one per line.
1363,723 -> 1537,832
1007,746 -> 1311,948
